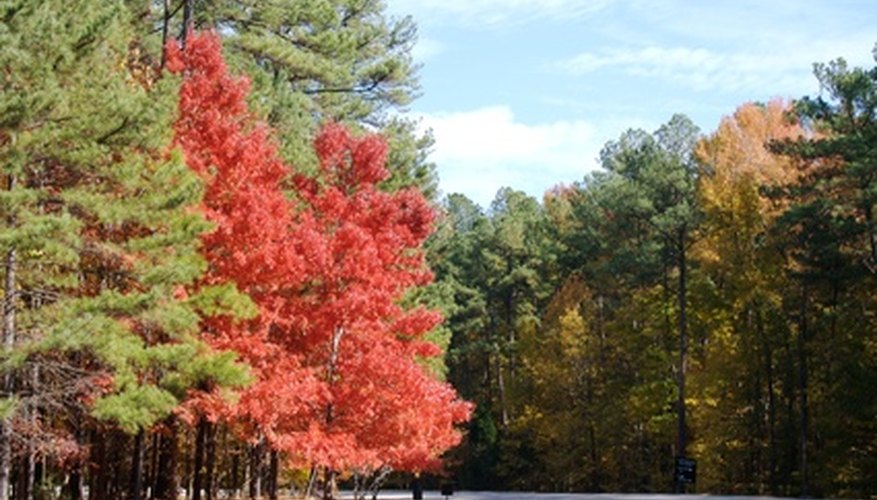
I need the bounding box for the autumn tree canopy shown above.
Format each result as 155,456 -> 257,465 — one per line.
168,30 -> 470,497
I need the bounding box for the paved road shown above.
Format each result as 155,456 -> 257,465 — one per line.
352,491 -> 789,500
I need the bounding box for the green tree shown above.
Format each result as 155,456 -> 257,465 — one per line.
428,194 -> 495,488
768,51 -> 877,497
137,0 -> 436,195
598,115 -> 702,475
553,180 -> 680,492
0,2 -> 248,497
432,190 -> 558,489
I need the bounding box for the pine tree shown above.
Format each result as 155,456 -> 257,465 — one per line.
599,115 -> 702,475
134,0 -> 436,196
1,3 -> 248,497
767,53 -> 877,497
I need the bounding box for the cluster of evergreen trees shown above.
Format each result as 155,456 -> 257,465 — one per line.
435,51 -> 877,498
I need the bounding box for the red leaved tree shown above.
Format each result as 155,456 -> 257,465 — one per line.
282,124 -> 472,481
167,31 -> 322,498
168,31 -> 470,497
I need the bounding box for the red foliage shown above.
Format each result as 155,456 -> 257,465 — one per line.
169,31 -> 470,473
284,124 -> 472,471
168,31 -> 321,431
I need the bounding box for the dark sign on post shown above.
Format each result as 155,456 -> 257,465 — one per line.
675,456 -> 697,485
441,483 -> 454,497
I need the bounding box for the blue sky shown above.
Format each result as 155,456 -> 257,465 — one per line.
384,0 -> 877,209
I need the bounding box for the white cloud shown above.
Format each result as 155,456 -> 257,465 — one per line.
412,37 -> 444,62
414,106 -> 604,207
554,39 -> 877,95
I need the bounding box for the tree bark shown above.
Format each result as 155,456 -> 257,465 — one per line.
1,175 -> 16,500
796,287 -> 809,497
675,234 -> 688,493
230,443 -> 240,498
148,432 -> 160,499
66,469 -> 83,500
25,371 -> 35,498
160,0 -> 172,68
180,0 -> 194,48
248,439 -> 263,499
153,416 -> 179,500
323,469 -> 337,500
496,358 -> 508,428
130,429 -> 145,500
192,418 -> 206,500
267,451 -> 278,500
205,421 -> 216,500
756,306 -> 778,494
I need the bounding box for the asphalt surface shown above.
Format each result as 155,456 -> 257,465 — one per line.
351,491 -> 790,500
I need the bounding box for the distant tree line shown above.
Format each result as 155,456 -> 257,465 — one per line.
436,51 -> 877,498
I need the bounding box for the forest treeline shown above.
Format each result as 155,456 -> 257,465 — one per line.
437,59 -> 877,498
2,0 -> 876,499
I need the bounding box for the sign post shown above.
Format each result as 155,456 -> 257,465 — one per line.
675,456 -> 697,492
441,482 -> 454,499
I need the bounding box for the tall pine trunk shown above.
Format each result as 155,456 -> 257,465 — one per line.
180,0 -> 194,47
192,418 -> 206,500
160,0 -> 172,68
267,451 -> 279,500
675,235 -> 688,458
796,287 -> 809,497
89,428 -> 110,500
248,439 -> 263,499
153,416 -> 179,500
1,175 -> 16,500
756,306 -> 778,494
129,429 -> 145,500
674,233 -> 689,493
205,421 -> 216,500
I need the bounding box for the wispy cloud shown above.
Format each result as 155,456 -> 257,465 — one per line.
554,38 -> 876,95
414,106 -> 604,206
412,37 -> 444,62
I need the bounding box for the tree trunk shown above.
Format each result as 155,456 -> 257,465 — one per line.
130,429 -> 145,500
756,306 -> 778,494
305,466 -> 317,500
89,428 -> 108,500
192,418 -> 206,500
267,451 -> 278,500
796,287 -> 809,497
496,358 -> 508,428
676,238 -> 688,454
323,469 -> 337,500
230,443 -> 240,499
153,416 -> 179,500
160,0 -> 172,68
675,235 -> 688,493
1,175 -> 17,500
148,432 -> 160,499
180,0 -> 194,47
66,469 -> 83,500
248,439 -> 263,499
864,204 -> 877,273
205,421 -> 216,500
25,376 -> 35,498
